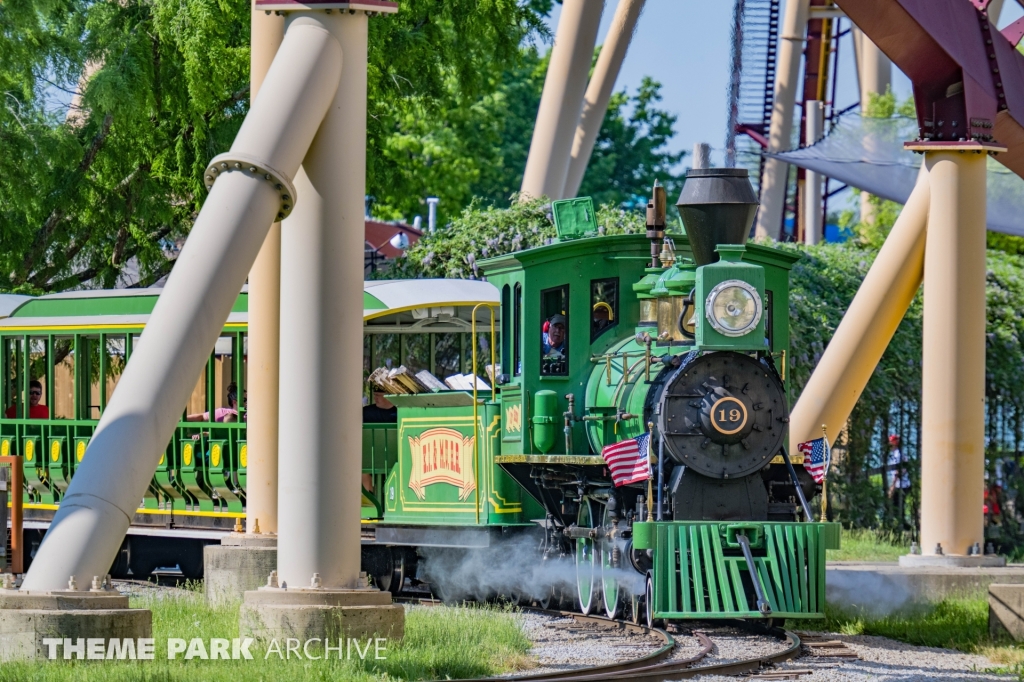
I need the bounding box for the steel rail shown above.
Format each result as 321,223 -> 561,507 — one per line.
414,607 -> 680,682
414,601 -> 804,682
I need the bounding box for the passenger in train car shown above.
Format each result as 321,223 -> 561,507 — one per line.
185,383 -> 239,423
542,314 -> 567,358
363,390 -> 397,423
362,390 -> 396,494
5,380 -> 49,419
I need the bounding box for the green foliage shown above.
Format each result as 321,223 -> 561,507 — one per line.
851,191 -> 905,249
1,0 -> 542,293
780,240 -> 923,530
826,527 -> 912,562
373,48 -> 685,224
576,76 -> 685,209
0,592 -> 532,681
793,598 -> 994,653
864,87 -> 916,120
782,240 -> 1024,536
384,195 -> 646,280
988,232 -> 1024,256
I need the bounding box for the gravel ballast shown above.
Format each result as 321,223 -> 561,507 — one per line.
695,632 -> 1016,681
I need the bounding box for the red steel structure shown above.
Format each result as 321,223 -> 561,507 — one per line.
835,0 -> 1024,176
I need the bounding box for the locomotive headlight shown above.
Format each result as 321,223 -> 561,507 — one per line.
705,279 -> 762,337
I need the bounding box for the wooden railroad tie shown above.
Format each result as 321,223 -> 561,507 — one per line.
797,634 -> 859,659
748,670 -> 814,680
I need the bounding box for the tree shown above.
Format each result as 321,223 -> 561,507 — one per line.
371,48 -> 686,224
1,0 -> 542,293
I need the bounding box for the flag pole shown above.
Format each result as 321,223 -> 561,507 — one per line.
646,421 -> 655,521
820,424 -> 830,521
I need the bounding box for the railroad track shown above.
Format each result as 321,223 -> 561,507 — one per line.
398,597 -> 805,682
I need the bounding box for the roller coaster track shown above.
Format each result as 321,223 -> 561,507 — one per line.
405,601 -> 805,682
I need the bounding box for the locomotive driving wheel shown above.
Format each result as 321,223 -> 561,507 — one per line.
600,504 -> 626,619
575,498 -> 601,615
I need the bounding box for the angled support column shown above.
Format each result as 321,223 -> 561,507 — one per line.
789,165 -> 929,451
20,17 -> 343,593
520,0 -> 604,201
754,0 -> 809,240
562,0 -> 644,199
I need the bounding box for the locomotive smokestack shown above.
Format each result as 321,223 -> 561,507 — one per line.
675,168 -> 758,267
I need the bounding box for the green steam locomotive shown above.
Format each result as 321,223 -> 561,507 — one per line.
379,167 -> 838,623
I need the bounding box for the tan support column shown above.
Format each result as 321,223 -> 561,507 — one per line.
754,0 -> 809,240
915,148 -> 993,563
789,165 -> 929,451
245,1 -> 285,536
276,11 -> 369,590
520,0 -> 604,201
803,100 -> 824,245
240,8 -> 403,642
852,28 -> 891,226
562,0 -> 644,199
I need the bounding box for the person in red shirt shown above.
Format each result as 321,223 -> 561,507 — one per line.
5,381 -> 49,419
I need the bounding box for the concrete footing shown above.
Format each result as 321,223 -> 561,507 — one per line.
240,587 -> 404,643
899,553 -> 1006,568
0,592 -> 152,661
989,583 -> 1024,640
828,561 -> 1024,617
204,534 -> 278,606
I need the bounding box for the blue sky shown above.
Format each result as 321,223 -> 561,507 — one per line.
545,0 -> 1024,172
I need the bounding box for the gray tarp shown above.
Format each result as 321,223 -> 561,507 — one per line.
768,114 -> 1024,236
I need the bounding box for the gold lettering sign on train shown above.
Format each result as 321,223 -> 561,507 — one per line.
407,428 -> 476,501
505,404 -> 522,433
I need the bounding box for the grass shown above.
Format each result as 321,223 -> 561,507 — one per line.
791,597 -> 1024,677
0,587 -> 533,681
826,527 -> 912,562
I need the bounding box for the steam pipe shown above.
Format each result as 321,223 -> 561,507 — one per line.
20,21 -> 343,591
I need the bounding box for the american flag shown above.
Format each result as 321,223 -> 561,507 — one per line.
797,437 -> 829,484
601,433 -> 651,487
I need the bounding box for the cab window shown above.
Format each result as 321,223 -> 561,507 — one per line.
590,278 -> 618,341
540,285 -> 569,376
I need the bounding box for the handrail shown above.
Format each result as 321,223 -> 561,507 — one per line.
470,302 -> 498,525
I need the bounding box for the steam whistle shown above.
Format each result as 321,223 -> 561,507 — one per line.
646,181 -> 667,268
